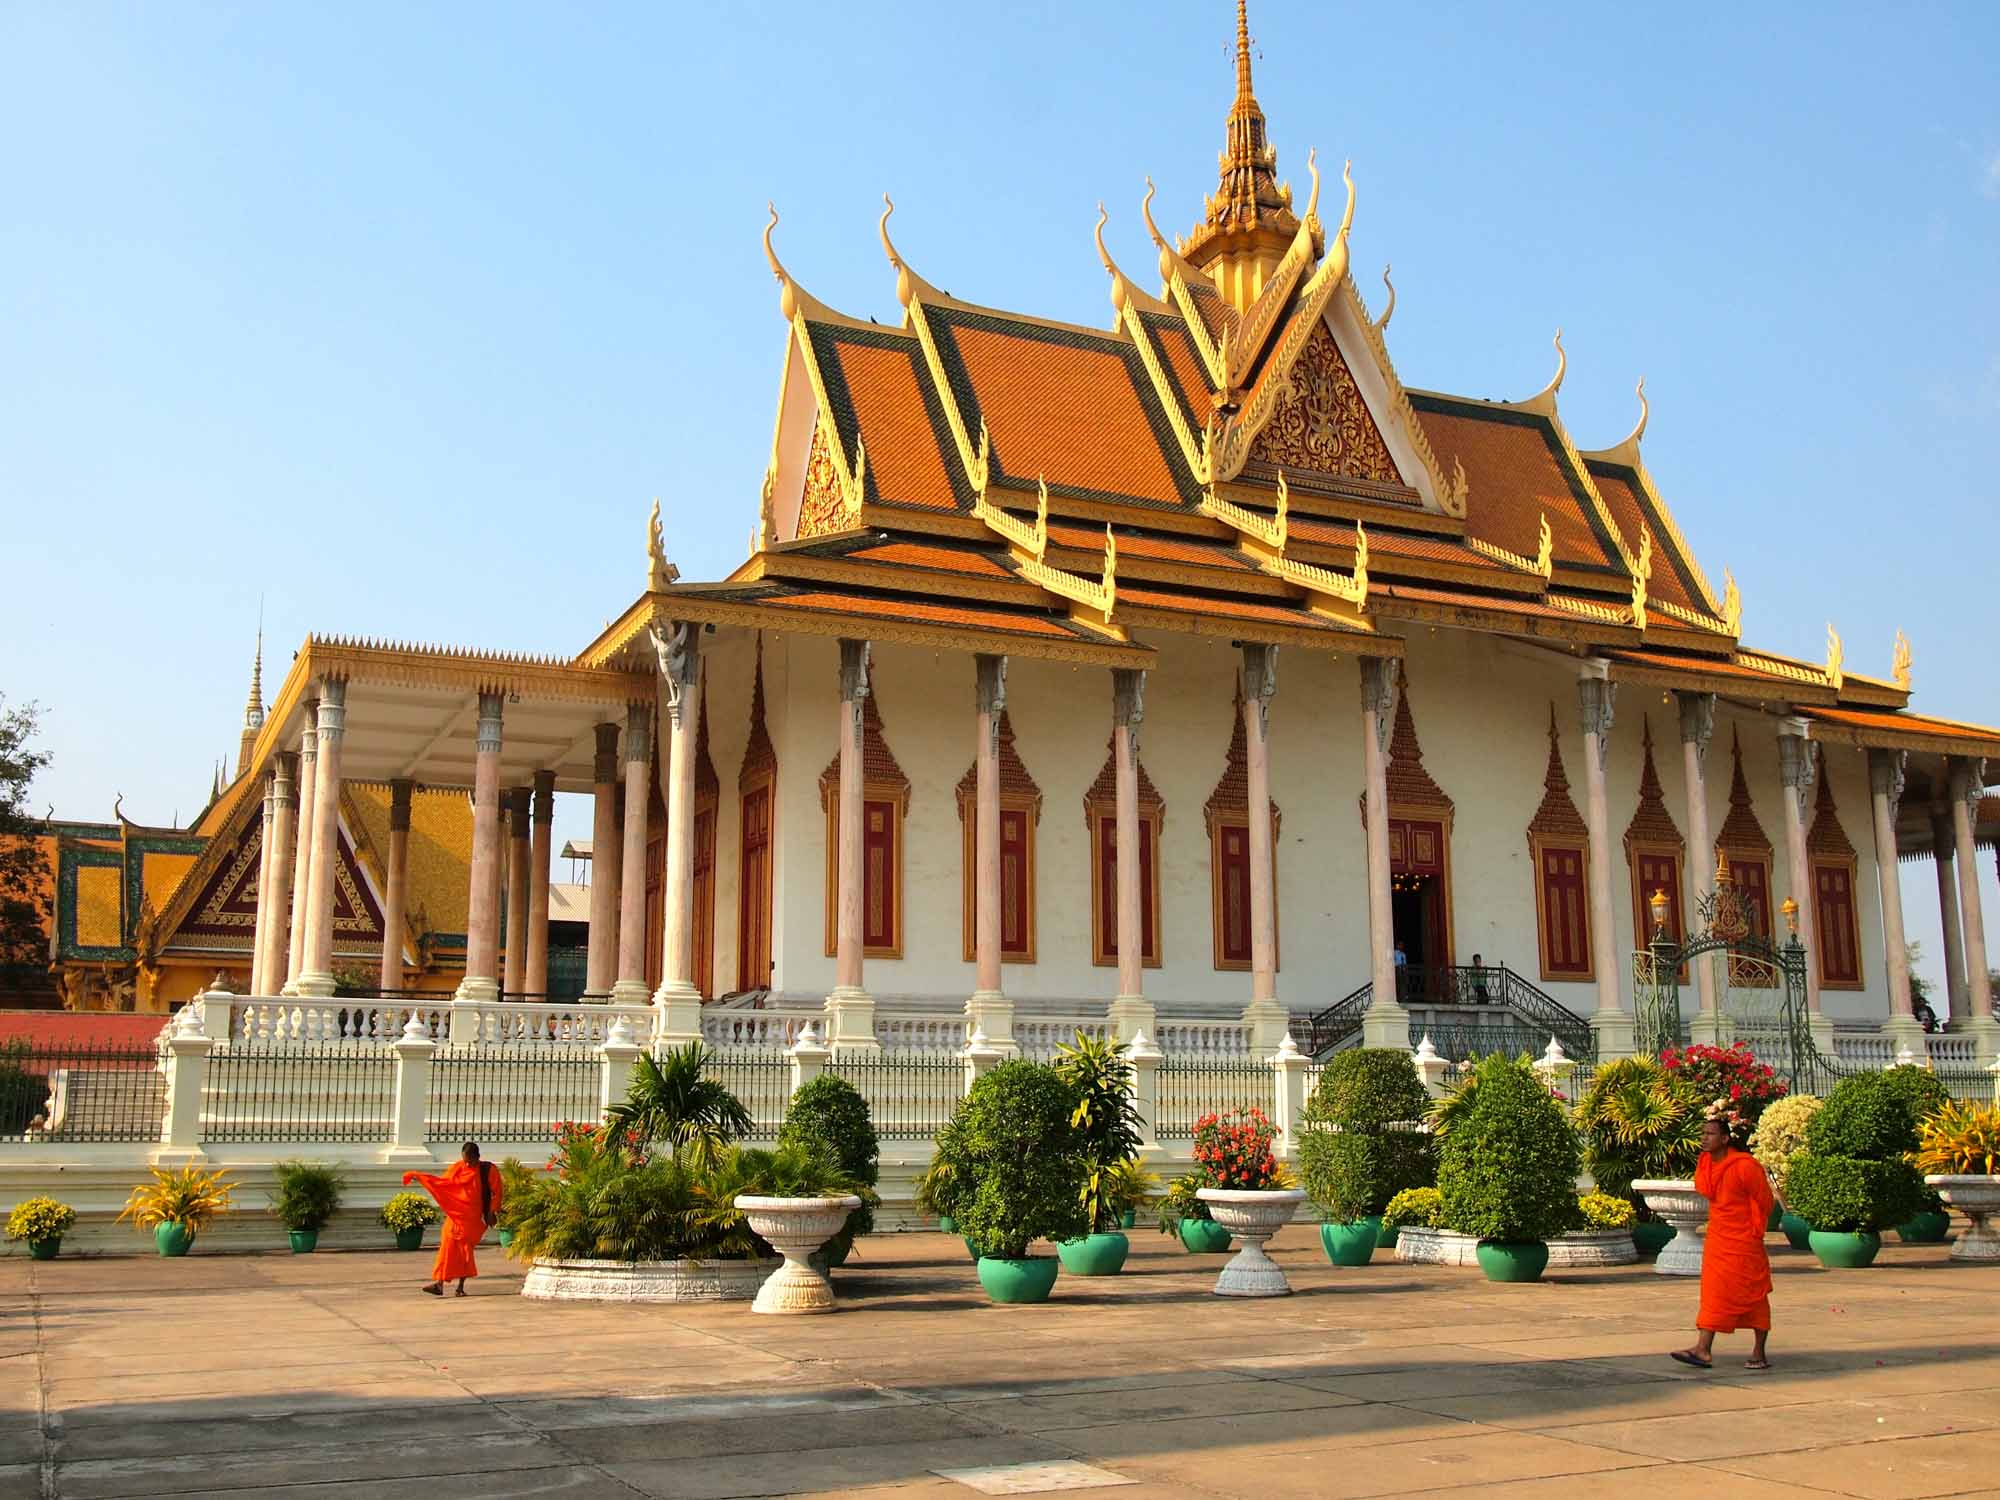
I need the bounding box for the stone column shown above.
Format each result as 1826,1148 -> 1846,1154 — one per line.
1106,667 -> 1154,1043
1949,758 -> 1997,1052
526,769 -> 555,1000
296,679 -> 348,999
385,1012 -> 437,1166
379,779 -> 413,994
826,639 -> 879,1051
611,701 -> 653,1006
248,771 -> 277,997
456,692 -> 505,1005
967,653 -> 1015,1051
281,706 -> 318,993
1676,692 -> 1720,1025
503,786 -> 531,995
261,752 -> 298,997
1240,645 -> 1287,1053
585,722 -> 620,996
1932,809 -> 1968,1024
653,621 -> 705,1043
1359,658 -> 1406,1047
1869,749 -> 1925,1052
1578,669 -> 1634,1057
1776,728 -> 1832,1056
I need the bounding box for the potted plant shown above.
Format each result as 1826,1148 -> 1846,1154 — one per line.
1052,1033 -> 1146,1277
1574,1055 -> 1701,1270
1382,1186 -> 1461,1264
380,1192 -> 440,1251
1873,1067 -> 1954,1244
6,1196 -> 76,1261
923,1060 -> 1090,1304
1913,1100 -> 2000,1262
1786,1069 -> 1933,1268
1191,1108 -> 1303,1297
1297,1048 -> 1433,1266
732,1141 -> 866,1314
1157,1173 -> 1229,1252
118,1167 -> 235,1256
1750,1093 -> 1823,1249
494,1158 -> 536,1248
269,1160 -> 344,1253
1547,1190 -> 1638,1268
778,1073 -> 880,1268
1436,1054 -> 1581,1283
911,1154 -> 976,1256
602,1041 -> 754,1173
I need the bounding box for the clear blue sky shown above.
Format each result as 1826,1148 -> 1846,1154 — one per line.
4,2 -> 1996,987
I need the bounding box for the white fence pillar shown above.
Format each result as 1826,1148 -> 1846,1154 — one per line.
599,1014 -> 642,1119
155,1007 -> 215,1166
790,1022 -> 831,1096
1127,1030 -> 1162,1151
198,983 -> 234,1042
386,1012 -> 437,1164
1270,1033 -> 1310,1162
962,1026 -> 1005,1095
1412,1034 -> 1452,1099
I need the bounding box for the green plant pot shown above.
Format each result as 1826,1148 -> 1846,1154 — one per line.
1118,1210 -> 1137,1230
154,1223 -> 195,1258
938,1215 -> 956,1235
287,1229 -> 318,1254
1474,1240 -> 1549,1284
1766,1201 -> 1785,1233
963,1237 -> 984,1263
1895,1211 -> 1951,1245
976,1254 -> 1061,1304
1057,1232 -> 1129,1277
1178,1217 -> 1232,1254
496,1227 -> 515,1249
1632,1220 -> 1675,1257
1378,1223 -> 1400,1250
1808,1229 -> 1882,1269
26,1238 -> 59,1262
1780,1212 -> 1813,1251
393,1226 -> 425,1252
1319,1219 -> 1380,1266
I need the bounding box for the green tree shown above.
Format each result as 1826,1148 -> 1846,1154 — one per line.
0,698 -> 52,990
603,1043 -> 753,1172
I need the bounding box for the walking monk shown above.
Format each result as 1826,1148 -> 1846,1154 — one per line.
404,1142 -> 503,1298
1671,1108 -> 1775,1370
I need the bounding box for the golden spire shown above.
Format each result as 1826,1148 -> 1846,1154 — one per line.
1892,629 -> 1912,692
1182,0 -> 1300,282
236,621 -> 265,777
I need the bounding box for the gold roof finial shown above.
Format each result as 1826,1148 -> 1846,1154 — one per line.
1182,0 -> 1299,271
1375,263 -> 1396,332
1892,629 -> 1912,692
242,620 -> 264,732
1623,376 -> 1650,448
1529,329 -> 1567,406
1721,568 -> 1742,635
647,499 -> 679,591
762,202 -> 796,319
1825,621 -> 1845,692
1234,0 -> 1253,102
878,193 -> 937,310
1535,512 -> 1554,580
1630,525 -> 1653,632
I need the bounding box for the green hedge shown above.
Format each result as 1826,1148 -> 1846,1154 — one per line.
1783,1153 -> 1925,1233
1436,1055 -> 1580,1243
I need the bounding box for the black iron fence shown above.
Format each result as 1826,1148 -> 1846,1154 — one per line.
201,1045 -> 396,1144
829,1054 -> 966,1140
0,1038 -> 166,1144
1156,1056 -> 1272,1140
426,1046 -> 599,1145
705,1051 -> 791,1140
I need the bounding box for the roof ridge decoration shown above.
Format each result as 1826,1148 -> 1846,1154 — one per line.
1467,512 -> 1554,579
1374,265 -> 1395,332
1336,271 -> 1460,517
1806,744 -> 1856,860
1721,570 -> 1742,636
1527,702 -> 1589,843
1892,629 -> 1912,692
1218,149 -> 1322,391
1095,204 -> 1173,320
1546,594 -> 1632,627
1196,471 -> 1369,619
1144,177 -> 1234,392
1629,525 -> 1654,633
646,499 -> 681,592
1825,623 -> 1844,693
1624,715 -> 1685,852
1717,726 -> 1773,856
1579,379 -> 1728,624
974,477 -> 1121,635
765,204 -> 868,528
880,194 -> 985,509
1182,0 -> 1304,276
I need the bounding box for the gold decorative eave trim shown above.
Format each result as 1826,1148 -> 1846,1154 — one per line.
1650,597 -> 1732,634
1370,593 -> 1615,647
1546,594 -> 1635,627
1465,513 -> 1554,580
754,549 -> 1046,611
1115,599 -> 1397,656
1797,716 -> 2000,760
1118,297 -> 1209,483
1735,649 -> 1830,690
1601,657 -> 1837,706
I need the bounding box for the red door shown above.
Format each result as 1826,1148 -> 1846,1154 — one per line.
736,784 -> 772,989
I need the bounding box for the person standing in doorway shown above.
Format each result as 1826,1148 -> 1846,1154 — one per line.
1671,1106 -> 1774,1371
404,1142 -> 503,1298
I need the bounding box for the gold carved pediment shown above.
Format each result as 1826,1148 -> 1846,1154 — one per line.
1247,321 -> 1400,485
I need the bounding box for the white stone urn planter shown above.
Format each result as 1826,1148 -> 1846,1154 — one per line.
1925,1175 -> 2000,1262
520,1256 -> 778,1303
1547,1229 -> 1639,1268
1195,1188 -> 1306,1297
1394,1227 -> 1477,1266
733,1195 -> 862,1314
1633,1180 -> 1707,1277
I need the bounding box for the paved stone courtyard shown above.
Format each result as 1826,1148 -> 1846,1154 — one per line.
6,1231 -> 1997,1499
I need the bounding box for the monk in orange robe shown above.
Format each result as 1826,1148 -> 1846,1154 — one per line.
1671,1114 -> 1774,1370
403,1142 -> 503,1297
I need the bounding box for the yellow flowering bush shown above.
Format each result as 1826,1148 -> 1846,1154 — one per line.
6,1197 -> 75,1243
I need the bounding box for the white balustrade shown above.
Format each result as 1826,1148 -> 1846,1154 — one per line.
453,1001 -> 653,1047
212,997 -> 649,1048
1155,1019 -> 1252,1057
1832,1032 -> 1899,1068
701,1009 -> 822,1051
1014,1016 -> 1109,1057
876,1015 -> 969,1054
1929,1034 -> 1979,1067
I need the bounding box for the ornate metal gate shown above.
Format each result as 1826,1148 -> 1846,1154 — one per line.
1632,864 -> 1811,1083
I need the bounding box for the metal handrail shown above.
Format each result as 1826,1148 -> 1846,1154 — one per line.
1303,964 -> 1593,1061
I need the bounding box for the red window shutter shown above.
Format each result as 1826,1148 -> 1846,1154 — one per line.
737,785 -> 771,989
998,807 -> 1030,958
1219,823 -> 1251,966
863,799 -> 897,951
1540,845 -> 1591,975
1815,863 -> 1860,984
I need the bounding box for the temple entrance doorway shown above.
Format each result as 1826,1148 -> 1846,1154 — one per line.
1389,814 -> 1452,1001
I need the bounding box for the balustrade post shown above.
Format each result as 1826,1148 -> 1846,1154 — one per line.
1127,1030 -> 1162,1153
962,1025 -> 1006,1095
199,982 -> 234,1041
790,1022 -> 831,1097
1411,1034 -> 1452,1098
598,1015 -> 642,1120
155,1006 -> 215,1167
386,1012 -> 438,1165
1270,1034 -> 1310,1163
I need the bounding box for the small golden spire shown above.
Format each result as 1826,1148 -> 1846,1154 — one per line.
1825,622 -> 1845,691
1721,568 -> 1742,635
1535,513 -> 1554,579
1892,629 -> 1912,691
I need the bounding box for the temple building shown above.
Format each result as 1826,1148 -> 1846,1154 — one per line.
35,6 -> 2000,1060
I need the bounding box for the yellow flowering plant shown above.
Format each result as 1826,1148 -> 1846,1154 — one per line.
6,1197 -> 75,1243
1911,1102 -> 2000,1177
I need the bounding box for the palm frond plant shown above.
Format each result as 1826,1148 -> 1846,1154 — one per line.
268,1160 -> 345,1233
1053,1031 -> 1145,1232
1573,1055 -> 1701,1205
118,1167 -> 235,1235
603,1042 -> 753,1172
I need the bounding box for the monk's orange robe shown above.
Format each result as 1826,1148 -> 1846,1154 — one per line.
1695,1148 -> 1774,1333
403,1161 -> 502,1284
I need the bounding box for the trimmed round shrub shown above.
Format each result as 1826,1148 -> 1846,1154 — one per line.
1436,1054 -> 1581,1244
779,1073 -> 880,1243
1784,1153 -> 1925,1233
1809,1070 -> 1945,1162
1300,1049 -> 1434,1221
1382,1186 -> 1443,1230
930,1060 -> 1089,1260
1575,1191 -> 1637,1231
1749,1094 -> 1822,1199
1303,1048 -> 1432,1130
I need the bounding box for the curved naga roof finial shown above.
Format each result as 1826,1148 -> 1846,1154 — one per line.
1141,176 -> 1203,285
879,193 -> 932,309
1302,146 -> 1322,230
1375,263 -> 1396,332
1892,628 -> 1912,692
1531,329 -> 1567,406
762,202 -> 797,319
1623,376 -> 1649,448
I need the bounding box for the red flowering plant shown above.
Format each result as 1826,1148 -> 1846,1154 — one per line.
548,1119 -> 648,1177
1190,1108 -> 1292,1191
1659,1042 -> 1786,1135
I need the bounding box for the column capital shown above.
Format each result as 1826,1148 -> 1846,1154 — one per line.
1359,657 -> 1399,752
1950,756 -> 1989,817
1242,643 -> 1278,738
315,678 -> 348,748
1869,747 -> 1908,809
1776,723 -> 1817,818
1577,676 -> 1617,771
388,778 -> 414,833
1676,690 -> 1717,758
593,721 -> 620,783
975,653 -> 1008,717
475,692 -> 504,753
622,700 -> 652,761
273,751 -> 299,806
1112,667 -> 1146,755
838,638 -> 873,704
299,698 -> 319,759
532,768 -> 556,823
505,784 -> 531,828
650,620 -> 702,727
